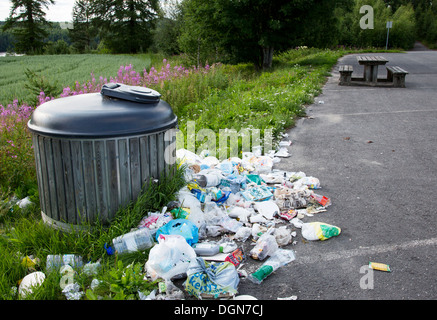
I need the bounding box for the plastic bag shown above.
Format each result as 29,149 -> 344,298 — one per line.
246,174 -> 265,185
233,226 -> 252,242
249,233 -> 278,260
253,156 -> 273,174
218,215 -> 243,233
177,190 -> 202,209
176,148 -> 202,165
254,200 -> 279,220
291,218 -> 341,241
184,257 -> 240,299
294,176 -> 321,189
241,185 -> 273,202
274,226 -> 292,246
248,249 -> 296,284
228,206 -> 252,223
138,211 -> 173,237
146,234 -> 197,280
155,219 -> 199,245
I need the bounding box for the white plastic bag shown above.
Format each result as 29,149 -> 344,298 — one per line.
254,200 -> 279,220
249,233 -> 278,260
274,226 -> 292,246
291,218 -> 341,241
228,206 -> 252,222
146,234 -> 197,280
176,148 -> 202,165
233,226 -> 252,242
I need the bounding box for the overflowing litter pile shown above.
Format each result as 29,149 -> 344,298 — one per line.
16,145 -> 342,300
134,147 -> 341,299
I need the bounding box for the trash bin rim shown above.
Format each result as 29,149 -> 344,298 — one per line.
27,92 -> 178,138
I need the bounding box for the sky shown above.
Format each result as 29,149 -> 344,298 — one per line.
0,0 -> 75,22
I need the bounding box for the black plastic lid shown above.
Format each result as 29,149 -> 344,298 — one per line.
28,84 -> 177,138
100,83 -> 161,103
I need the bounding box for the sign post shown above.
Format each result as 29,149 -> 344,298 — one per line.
386,21 -> 393,50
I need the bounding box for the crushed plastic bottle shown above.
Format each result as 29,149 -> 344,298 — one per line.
112,228 -> 155,255
248,249 -> 296,284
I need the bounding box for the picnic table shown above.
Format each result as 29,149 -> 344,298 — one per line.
356,55 -> 389,84
338,56 -> 409,88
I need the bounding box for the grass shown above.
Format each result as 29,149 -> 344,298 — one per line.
0,165 -> 186,300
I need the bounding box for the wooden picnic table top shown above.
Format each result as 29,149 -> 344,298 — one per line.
357,56 -> 389,65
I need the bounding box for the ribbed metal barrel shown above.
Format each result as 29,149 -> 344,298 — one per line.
28,84 -> 177,231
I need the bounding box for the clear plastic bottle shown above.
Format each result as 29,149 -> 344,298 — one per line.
192,242 -> 223,256
248,249 -> 296,284
192,173 -> 221,187
112,228 -> 155,255
46,254 -> 83,273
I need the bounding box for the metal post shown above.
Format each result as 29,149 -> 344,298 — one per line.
386,21 -> 392,50
386,27 -> 390,50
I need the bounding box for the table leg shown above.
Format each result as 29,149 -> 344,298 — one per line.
371,66 -> 378,84
364,65 -> 373,82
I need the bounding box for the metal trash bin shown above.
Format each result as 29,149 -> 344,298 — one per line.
27,83 -> 178,231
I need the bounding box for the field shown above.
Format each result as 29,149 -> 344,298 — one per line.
0,47 -> 351,300
0,53 -> 173,107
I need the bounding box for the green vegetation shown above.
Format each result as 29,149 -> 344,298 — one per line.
0,53 -> 170,106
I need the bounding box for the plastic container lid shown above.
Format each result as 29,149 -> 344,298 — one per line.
28,83 -> 178,138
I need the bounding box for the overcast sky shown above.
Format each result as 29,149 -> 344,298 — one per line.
0,0 -> 75,22
0,0 -> 175,22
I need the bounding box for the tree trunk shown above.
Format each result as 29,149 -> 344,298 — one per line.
262,46 -> 274,70
197,37 -> 201,67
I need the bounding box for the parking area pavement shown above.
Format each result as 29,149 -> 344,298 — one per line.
237,49 -> 437,300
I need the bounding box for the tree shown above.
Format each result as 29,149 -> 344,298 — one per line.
152,0 -> 183,55
178,0 -> 340,70
152,17 -> 181,55
177,0 -> 221,66
92,0 -> 160,53
69,0 -> 99,53
2,0 -> 55,54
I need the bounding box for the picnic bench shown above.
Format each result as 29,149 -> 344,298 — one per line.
338,55 -> 408,88
339,65 -> 353,85
386,65 -> 409,88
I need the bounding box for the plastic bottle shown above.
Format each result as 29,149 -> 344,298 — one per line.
248,249 -> 296,284
192,242 -> 223,256
112,228 -> 155,255
192,173 -> 221,188
46,254 -> 83,273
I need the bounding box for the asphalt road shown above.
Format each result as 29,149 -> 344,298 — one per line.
236,47 -> 437,300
